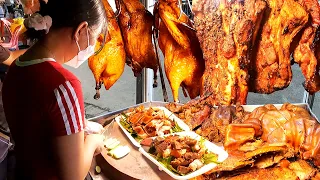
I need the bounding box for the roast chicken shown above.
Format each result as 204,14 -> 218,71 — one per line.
115,0 -> 158,87
293,0 -> 320,94
192,0 -> 267,105
154,0 -> 205,102
250,0 -> 309,94
88,0 -> 126,99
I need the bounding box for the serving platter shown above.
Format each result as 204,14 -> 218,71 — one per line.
139,131 -> 228,180
115,106 -> 190,148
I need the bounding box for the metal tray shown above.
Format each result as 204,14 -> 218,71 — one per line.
87,101 -> 318,124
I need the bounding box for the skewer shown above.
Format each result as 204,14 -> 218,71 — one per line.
152,28 -> 169,102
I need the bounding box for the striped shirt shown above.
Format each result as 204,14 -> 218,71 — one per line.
2,58 -> 86,179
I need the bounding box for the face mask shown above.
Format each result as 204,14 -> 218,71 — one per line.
65,29 -> 95,68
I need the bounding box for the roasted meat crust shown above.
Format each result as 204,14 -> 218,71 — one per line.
293,0 -> 320,94
218,167 -> 299,180
250,0 -> 308,94
116,0 -> 158,84
193,0 -> 267,105
154,0 -> 205,102
88,0 -> 126,97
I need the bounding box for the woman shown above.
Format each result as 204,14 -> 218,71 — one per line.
2,0 -> 106,179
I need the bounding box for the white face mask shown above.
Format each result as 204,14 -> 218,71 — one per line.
65,29 -> 95,68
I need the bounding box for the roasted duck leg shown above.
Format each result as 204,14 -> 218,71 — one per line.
88,0 -> 126,99
155,0 -> 205,102
115,0 -> 158,87
192,0 -> 267,105
293,0 -> 320,94
250,0 -> 308,94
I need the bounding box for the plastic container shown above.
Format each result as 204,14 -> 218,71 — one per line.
139,131 -> 228,180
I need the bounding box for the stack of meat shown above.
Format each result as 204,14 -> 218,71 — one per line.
192,0 -> 320,105
166,102 -> 320,179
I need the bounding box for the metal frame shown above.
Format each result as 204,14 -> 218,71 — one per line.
136,0 -> 155,104
303,91 -> 315,110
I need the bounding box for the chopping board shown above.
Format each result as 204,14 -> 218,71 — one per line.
99,121 -> 175,180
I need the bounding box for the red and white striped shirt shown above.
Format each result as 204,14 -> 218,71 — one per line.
2,58 -> 86,179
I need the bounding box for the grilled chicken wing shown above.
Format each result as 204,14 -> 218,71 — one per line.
88,0 -> 126,99
250,0 -> 308,94
192,0 -> 267,105
293,0 -> 320,94
115,0 -> 158,87
155,0 -> 205,102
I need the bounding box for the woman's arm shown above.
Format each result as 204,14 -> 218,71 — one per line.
2,49 -> 28,65
53,131 -> 104,180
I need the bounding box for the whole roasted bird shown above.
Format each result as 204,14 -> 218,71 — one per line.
88,0 -> 126,99
293,0 -> 320,94
250,0 -> 308,94
192,0 -> 267,105
154,0 -> 205,102
115,0 -> 158,87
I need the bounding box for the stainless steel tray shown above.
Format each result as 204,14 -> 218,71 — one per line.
87,101 -> 319,124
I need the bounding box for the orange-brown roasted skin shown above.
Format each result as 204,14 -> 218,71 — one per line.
88,0 -> 126,98
250,0 -> 308,94
192,0 -> 267,105
116,0 -> 158,86
293,0 -> 320,94
224,104 -> 320,161
154,0 -> 205,102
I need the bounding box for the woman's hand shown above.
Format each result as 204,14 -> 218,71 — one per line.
84,121 -> 104,134
85,134 -> 104,156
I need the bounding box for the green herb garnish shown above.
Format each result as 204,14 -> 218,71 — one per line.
119,114 -> 142,142
202,153 -> 219,164
171,121 -> 184,133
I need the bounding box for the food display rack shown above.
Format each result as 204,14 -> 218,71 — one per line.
86,0 -> 318,179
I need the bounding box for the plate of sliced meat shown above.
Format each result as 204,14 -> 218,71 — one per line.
115,106 -> 190,148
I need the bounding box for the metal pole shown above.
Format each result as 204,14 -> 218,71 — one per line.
136,0 -> 153,104
303,90 -> 315,109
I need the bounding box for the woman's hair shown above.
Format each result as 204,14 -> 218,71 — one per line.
25,0 -> 106,40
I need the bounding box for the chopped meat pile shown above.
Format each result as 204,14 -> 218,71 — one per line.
166,102 -> 248,143
148,135 -> 218,175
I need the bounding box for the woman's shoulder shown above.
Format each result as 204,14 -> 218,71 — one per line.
41,62 -> 82,92
47,62 -> 80,83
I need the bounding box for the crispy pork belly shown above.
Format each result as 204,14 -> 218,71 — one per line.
293,0 -> 320,94
288,160 -> 316,180
133,126 -> 148,139
192,0 -> 267,105
250,0 -> 308,93
222,167 -> 298,180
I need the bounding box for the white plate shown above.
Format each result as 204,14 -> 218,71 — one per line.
139,131 -> 228,180
115,106 -> 190,148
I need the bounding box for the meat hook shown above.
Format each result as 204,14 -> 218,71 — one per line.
152,28 -> 169,102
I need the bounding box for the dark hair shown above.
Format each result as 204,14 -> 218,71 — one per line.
25,0 -> 106,40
